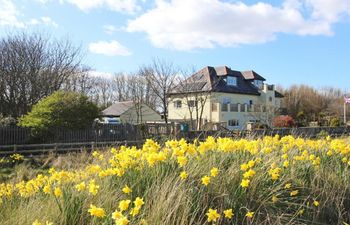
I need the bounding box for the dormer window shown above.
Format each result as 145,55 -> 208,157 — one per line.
225,76 -> 237,86
253,80 -> 263,89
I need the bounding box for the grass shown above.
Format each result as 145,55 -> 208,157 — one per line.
0,136 -> 349,225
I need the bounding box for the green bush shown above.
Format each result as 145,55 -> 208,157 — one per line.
18,91 -> 100,133
330,117 -> 341,127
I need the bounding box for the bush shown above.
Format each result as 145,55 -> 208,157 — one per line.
272,115 -> 295,127
18,91 -> 100,133
330,117 -> 341,127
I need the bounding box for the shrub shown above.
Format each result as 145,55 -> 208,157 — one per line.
272,115 -> 295,127
18,91 -> 100,133
330,117 -> 341,127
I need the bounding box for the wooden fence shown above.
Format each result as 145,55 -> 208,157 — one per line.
250,126 -> 350,138
0,123 -> 175,146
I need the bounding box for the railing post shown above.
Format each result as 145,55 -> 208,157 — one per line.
14,144 -> 17,152
91,142 -> 95,151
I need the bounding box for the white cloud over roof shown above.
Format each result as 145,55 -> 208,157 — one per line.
127,0 -> 350,50
89,40 -> 132,56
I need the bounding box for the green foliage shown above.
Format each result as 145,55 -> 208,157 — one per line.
18,91 -> 99,131
317,130 -> 329,139
0,114 -> 16,127
330,117 -> 341,127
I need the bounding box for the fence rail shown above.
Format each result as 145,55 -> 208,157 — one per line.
0,123 -> 175,145
0,140 -> 145,156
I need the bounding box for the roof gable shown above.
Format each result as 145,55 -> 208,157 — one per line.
242,70 -> 266,81
170,66 -> 261,96
102,101 -> 135,116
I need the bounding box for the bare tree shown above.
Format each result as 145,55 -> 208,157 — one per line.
63,66 -> 95,95
139,59 -> 177,123
89,77 -> 116,108
0,32 -> 83,118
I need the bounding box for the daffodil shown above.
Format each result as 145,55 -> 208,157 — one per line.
119,199 -> 131,211
210,167 -> 219,177
54,187 -> 62,198
88,204 -> 106,218
206,208 -> 220,222
201,176 -> 211,186
122,185 -> 132,194
180,171 -> 188,180
290,190 -> 299,196
224,209 -> 233,219
240,179 -> 250,188
246,211 -> 254,218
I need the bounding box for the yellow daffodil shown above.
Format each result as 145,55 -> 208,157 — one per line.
180,171 -> 188,180
201,176 -> 211,186
122,185 -> 132,194
224,209 -> 233,219
246,211 -> 254,218
88,204 -> 106,218
290,190 -> 299,196
210,167 -> 219,177
241,179 -> 250,188
119,199 -> 131,211
206,208 -> 220,222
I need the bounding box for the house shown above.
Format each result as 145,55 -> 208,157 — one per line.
168,66 -> 284,130
101,101 -> 162,124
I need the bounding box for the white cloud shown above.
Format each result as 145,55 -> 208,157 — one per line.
0,0 -> 58,28
0,0 -> 25,28
103,24 -> 118,34
29,17 -> 58,27
127,0 -> 350,51
89,40 -> 132,56
59,0 -> 140,14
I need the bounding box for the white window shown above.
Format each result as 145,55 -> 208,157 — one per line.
230,103 -> 239,112
174,100 -> 182,108
253,80 -> 263,89
226,76 -> 237,86
228,119 -> 239,127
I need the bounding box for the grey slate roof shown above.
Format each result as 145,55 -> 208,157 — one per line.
170,66 -> 262,96
102,101 -> 135,116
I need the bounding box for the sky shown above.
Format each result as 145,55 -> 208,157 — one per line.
0,0 -> 350,90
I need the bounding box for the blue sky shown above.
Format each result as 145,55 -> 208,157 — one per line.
0,0 -> 350,90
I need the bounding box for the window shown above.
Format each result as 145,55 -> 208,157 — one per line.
228,119 -> 239,127
269,96 -> 273,102
174,100 -> 182,108
226,76 -> 237,86
188,100 -> 197,108
230,103 -> 239,112
222,103 -> 228,112
253,80 -> 263,89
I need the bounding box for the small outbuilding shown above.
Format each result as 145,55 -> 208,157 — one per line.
101,101 -> 162,124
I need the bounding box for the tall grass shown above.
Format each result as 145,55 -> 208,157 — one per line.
0,136 -> 349,225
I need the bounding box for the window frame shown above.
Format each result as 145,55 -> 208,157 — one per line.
174,100 -> 182,109
228,119 -> 239,127
226,76 -> 237,86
